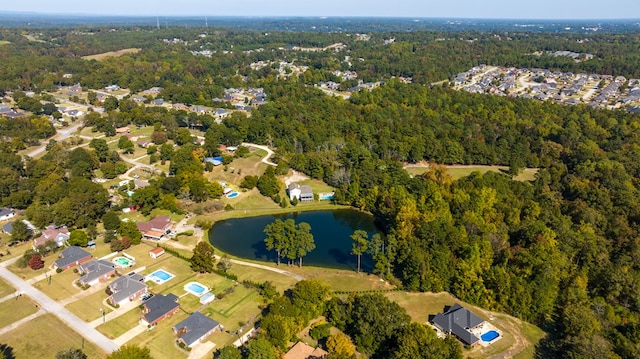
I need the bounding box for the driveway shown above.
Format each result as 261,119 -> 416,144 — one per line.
0,266 -> 119,353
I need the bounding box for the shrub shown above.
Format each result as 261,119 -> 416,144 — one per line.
28,255 -> 44,270
56,267 -> 63,273
310,323 -> 332,340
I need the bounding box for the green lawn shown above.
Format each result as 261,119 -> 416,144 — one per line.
202,285 -> 262,331
231,264 -> 298,293
298,178 -> 335,193
32,268 -> 82,301
0,41 -> 11,46
65,289 -> 114,322
2,314 -> 107,359
405,166 -> 538,182
383,291 -> 544,359
128,311 -> 191,359
0,276 -> 15,297
0,295 -> 39,328
97,307 -> 142,339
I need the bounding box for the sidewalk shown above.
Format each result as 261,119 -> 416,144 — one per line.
113,322 -> 147,346
89,298 -> 141,328
0,309 -> 45,336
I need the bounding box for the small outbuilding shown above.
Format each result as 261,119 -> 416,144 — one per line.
149,247 -> 165,259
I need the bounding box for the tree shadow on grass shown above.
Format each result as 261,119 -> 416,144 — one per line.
0,344 -> 15,359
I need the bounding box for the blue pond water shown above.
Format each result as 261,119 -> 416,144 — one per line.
481,330 -> 500,342
209,209 -> 380,271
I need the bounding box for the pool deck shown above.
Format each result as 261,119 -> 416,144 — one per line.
473,322 -> 502,347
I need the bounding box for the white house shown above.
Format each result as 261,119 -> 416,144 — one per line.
0,208 -> 15,221
287,183 -> 314,202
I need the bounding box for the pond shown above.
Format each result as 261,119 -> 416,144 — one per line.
208,209 -> 381,271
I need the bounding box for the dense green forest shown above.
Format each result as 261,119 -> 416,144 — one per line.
2,26 -> 640,357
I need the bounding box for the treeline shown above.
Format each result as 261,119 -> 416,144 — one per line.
235,81 -> 640,357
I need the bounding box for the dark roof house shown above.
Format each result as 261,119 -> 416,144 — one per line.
431,304 -> 484,346
78,259 -> 117,286
142,293 -> 180,326
108,273 -> 148,305
173,312 -> 221,348
53,246 -> 92,271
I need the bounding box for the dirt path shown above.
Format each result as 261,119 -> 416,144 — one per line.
283,170 -> 310,186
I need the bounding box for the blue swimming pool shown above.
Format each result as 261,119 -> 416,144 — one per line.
184,282 -> 210,297
226,192 -> 239,198
481,330 -> 500,342
146,269 -> 175,284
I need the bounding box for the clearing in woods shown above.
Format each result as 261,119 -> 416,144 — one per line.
82,48 -> 141,61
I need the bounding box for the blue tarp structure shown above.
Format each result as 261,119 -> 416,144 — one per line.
205,157 -> 223,166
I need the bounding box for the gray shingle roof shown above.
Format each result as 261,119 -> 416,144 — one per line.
173,312 -> 220,347
432,304 -> 483,346
54,246 -> 91,269
143,294 -> 179,324
109,273 -> 147,304
78,260 -> 116,285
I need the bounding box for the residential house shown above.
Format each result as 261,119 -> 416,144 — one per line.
214,108 -> 229,118
2,220 -> 36,235
131,96 -> 147,103
173,312 -> 222,348
78,259 -> 117,286
431,304 -> 484,347
284,342 -> 328,359
150,99 -> 165,106
190,105 -> 208,114
287,183 -> 314,202
108,272 -> 148,306
105,85 -> 121,92
137,139 -> 152,148
172,103 -> 188,111
149,247 -> 165,259
115,126 -> 130,135
53,246 -> 92,271
136,216 -> 173,240
141,293 -> 180,326
0,208 -> 15,221
33,225 -> 70,249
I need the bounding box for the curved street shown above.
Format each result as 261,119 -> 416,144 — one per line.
0,265 -> 119,354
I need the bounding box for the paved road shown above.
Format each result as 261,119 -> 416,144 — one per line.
0,266 -> 119,353
241,142 -> 277,166
25,121 -> 85,158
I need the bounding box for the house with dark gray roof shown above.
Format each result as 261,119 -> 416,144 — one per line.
78,259 -> 116,286
108,272 -> 147,305
142,293 -> 180,326
287,183 -> 314,202
53,246 -> 92,271
431,304 -> 484,346
173,312 -> 221,348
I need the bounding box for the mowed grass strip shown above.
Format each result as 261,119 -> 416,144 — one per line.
32,269 -> 82,301
97,307 -> 142,339
0,276 -> 15,297
65,289 -> 113,322
203,286 -> 261,331
231,264 -> 298,293
2,313 -> 107,359
0,295 -> 39,328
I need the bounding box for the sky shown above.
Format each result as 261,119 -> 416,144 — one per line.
3,0 -> 640,19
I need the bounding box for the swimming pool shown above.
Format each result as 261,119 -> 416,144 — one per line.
146,269 -> 175,285
226,192 -> 239,198
481,330 -> 500,342
184,282 -> 210,297
113,256 -> 135,268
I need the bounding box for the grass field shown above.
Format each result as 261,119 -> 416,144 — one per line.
231,264 -> 299,293
0,276 -> 15,297
65,289 -> 113,322
384,291 -> 545,359
203,285 -> 261,331
97,307 -> 141,339
82,48 -> 141,61
32,268 -> 82,301
405,165 -> 538,182
2,314 -> 106,359
0,295 -> 38,328
0,40 -> 11,46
